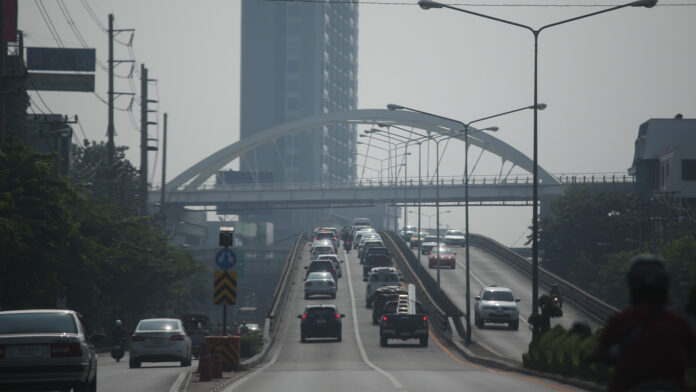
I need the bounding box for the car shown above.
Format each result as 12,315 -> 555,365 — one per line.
400,225 -> 417,241
298,305 -> 345,342
317,253 -> 343,278
420,236 -> 439,254
129,318 -> 192,368
353,217 -> 372,227
234,322 -> 261,336
409,231 -> 429,249
0,309 -> 102,391
474,286 -> 521,330
311,244 -> 336,259
314,230 -> 338,248
180,314 -> 211,359
443,230 -> 466,246
305,259 -> 338,282
364,268 -> 401,308
358,239 -> 384,261
379,297 -> 428,347
428,247 -> 457,269
362,247 -> 392,278
304,271 -> 337,299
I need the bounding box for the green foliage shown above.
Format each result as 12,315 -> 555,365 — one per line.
0,141 -> 205,329
523,325 -> 611,385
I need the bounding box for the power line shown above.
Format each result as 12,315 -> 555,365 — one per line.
80,0 -> 107,31
34,1 -> 63,47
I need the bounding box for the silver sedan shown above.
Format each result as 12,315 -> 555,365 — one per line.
304,272 -> 337,299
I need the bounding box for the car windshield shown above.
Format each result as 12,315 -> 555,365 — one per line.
433,248 -> 454,255
0,313 -> 77,334
482,291 -> 515,302
307,272 -> 332,280
138,319 -> 180,331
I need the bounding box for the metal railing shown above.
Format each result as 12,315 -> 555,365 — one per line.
266,232 -> 307,336
468,233 -> 618,323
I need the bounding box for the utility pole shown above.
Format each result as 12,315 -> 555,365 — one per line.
106,14 -> 134,198
0,4 -> 7,143
160,113 -> 167,222
139,65 -> 148,216
139,64 -> 158,216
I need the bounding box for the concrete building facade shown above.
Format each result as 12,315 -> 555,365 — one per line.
238,0 -> 359,235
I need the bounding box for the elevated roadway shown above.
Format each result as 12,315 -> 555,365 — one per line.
221,243 -> 580,391
412,243 -> 601,363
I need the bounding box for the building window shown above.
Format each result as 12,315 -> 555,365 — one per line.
682,159 -> 696,181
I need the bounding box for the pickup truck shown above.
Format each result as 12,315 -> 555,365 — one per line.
362,247 -> 392,278
379,296 -> 428,347
371,286 -> 408,324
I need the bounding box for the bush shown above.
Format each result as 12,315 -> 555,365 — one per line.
240,334 -> 263,358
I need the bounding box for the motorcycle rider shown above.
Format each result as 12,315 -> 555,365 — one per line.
592,254 -> 695,391
549,284 -> 562,307
341,226 -> 352,252
111,320 -> 126,361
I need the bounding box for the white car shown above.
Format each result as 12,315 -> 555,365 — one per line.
364,268 -> 401,307
317,254 -> 343,278
0,309 -> 101,391
304,271 -> 337,299
443,230 -> 466,246
474,286 -> 521,330
129,318 -> 192,368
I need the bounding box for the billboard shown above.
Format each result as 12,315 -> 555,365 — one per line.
27,47 -> 96,72
27,73 -> 95,92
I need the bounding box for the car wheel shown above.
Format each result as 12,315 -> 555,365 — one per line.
129,358 -> 141,368
510,320 -> 519,331
475,317 -> 484,329
337,334 -> 342,342
420,336 -> 428,347
301,335 -> 306,343
380,335 -> 388,347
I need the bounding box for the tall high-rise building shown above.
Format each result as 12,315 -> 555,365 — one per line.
239,1 -> 359,235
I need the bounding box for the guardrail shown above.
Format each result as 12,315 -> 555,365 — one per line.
468,233 -> 618,323
266,232 -> 307,336
381,231 -> 466,340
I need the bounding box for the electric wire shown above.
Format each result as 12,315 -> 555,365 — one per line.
80,0 -> 107,31
261,0 -> 696,6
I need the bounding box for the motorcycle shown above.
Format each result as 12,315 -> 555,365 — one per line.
551,294 -> 563,310
344,240 -> 352,252
111,339 -> 125,362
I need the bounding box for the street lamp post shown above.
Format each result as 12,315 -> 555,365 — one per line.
388,103 -> 544,344
417,0 -> 656,339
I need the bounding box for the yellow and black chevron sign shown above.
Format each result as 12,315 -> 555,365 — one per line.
214,270 -> 237,305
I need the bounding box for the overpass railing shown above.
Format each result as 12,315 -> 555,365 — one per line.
150,172 -> 634,192
381,231 -> 467,340
468,233 -> 618,323
266,232 -> 306,338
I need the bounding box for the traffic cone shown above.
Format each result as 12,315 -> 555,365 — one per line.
197,342 -> 212,382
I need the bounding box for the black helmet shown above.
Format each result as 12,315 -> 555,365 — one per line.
627,254 -> 670,305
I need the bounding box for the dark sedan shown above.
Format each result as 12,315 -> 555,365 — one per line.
298,305 -> 345,342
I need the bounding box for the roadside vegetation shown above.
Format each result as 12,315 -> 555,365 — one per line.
0,141 -> 206,331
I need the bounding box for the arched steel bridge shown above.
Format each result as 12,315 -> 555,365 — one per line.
149,109 -> 631,211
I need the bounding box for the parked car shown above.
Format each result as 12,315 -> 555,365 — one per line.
428,247 -> 457,269
443,230 -> 466,246
0,309 -> 102,391
129,318 -> 192,368
474,286 -> 521,330
304,271 -> 337,299
298,305 -> 345,342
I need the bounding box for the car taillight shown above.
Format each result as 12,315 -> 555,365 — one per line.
423,316 -> 428,321
302,314 -> 307,319
305,281 -> 312,286
50,342 -> 83,357
382,316 -> 388,322
131,335 -> 145,342
0,345 -> 4,359
346,241 -> 350,244
335,314 -> 341,319
170,334 -> 185,341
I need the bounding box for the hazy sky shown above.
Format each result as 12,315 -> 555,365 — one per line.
20,1 -> 696,246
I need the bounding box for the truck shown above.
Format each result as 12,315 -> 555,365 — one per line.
362,247 -> 392,278
379,294 -> 428,347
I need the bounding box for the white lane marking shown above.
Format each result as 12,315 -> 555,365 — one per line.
168,370 -> 188,392
343,248 -> 406,392
454,258 -> 531,328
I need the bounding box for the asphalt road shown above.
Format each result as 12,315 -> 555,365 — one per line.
221,244 -> 581,392
413,244 -> 601,362
97,352 -> 192,392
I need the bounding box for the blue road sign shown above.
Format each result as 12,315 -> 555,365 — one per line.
216,248 -> 237,270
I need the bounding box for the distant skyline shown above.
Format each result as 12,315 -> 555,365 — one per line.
20,1 -> 696,245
